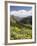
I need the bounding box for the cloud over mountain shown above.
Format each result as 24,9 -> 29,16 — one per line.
10,10 -> 32,17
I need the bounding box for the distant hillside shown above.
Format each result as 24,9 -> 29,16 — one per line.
20,16 -> 32,25
10,15 -> 32,25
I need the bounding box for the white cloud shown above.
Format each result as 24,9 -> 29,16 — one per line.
10,10 -> 32,17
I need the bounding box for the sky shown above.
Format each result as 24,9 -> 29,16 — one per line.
10,6 -> 32,17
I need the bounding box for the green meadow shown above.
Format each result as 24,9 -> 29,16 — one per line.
10,17 -> 32,40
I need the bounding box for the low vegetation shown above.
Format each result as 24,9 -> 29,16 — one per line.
10,26 -> 32,40
10,16 -> 32,40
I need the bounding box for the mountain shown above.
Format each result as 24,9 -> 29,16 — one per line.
10,15 -> 24,21
10,15 -> 32,25
10,10 -> 32,17
20,16 -> 32,25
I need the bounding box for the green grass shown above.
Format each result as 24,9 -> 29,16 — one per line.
10,23 -> 32,40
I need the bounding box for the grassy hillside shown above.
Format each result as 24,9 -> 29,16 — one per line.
10,15 -> 32,40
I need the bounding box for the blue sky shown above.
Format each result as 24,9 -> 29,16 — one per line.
10,6 -> 32,11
